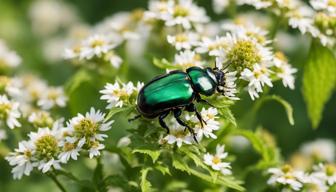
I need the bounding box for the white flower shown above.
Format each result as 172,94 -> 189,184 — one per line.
80,34 -> 118,60
117,136 -> 131,148
237,0 -> 272,9
311,164 -> 336,186
100,81 -> 143,108
310,0 -> 336,15
29,0 -> 78,36
58,137 -> 85,163
163,0 -> 209,29
167,32 -> 199,50
37,158 -> 61,173
88,141 -> 105,159
164,122 -> 193,148
5,141 -> 35,179
67,107 -> 113,142
196,36 -> 229,57
0,129 -> 6,141
0,39 -> 21,69
267,165 -> 305,191
203,145 -> 232,175
187,107 -> 220,140
106,51 -> 123,68
144,0 -> 170,21
63,45 -> 82,60
300,139 -> 336,163
0,94 -> 21,129
28,111 -> 54,128
0,76 -> 22,98
173,50 -> 203,69
273,52 -> 297,90
37,86 -> 67,110
241,64 -> 273,100
287,6 -> 319,37
212,0 -> 230,14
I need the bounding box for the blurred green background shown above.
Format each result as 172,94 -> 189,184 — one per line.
0,0 -> 335,191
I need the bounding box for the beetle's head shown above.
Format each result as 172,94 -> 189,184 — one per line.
211,68 -> 226,94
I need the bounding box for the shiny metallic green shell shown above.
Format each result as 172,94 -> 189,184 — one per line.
137,71 -> 195,118
186,67 -> 217,96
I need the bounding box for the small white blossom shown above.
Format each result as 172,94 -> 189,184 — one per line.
300,139 -> 336,163
311,164 -> 336,186
100,81 -> 143,108
273,52 -> 297,90
0,129 -> 6,141
167,32 -> 199,50
237,0 -> 272,9
37,86 -> 67,110
58,137 -> 85,163
0,39 -> 21,69
5,141 -> 35,179
164,122 -> 193,148
163,0 -> 209,29
187,107 -> 220,140
0,95 -> 21,129
117,136 -> 131,148
203,145 -> 232,175
241,64 -> 273,100
267,165 -> 305,191
173,50 -> 203,69
212,0 -> 230,14
80,34 -> 118,60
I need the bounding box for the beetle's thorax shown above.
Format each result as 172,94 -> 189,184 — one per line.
186,67 -> 217,96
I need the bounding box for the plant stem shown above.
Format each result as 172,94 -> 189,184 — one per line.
48,173 -> 67,192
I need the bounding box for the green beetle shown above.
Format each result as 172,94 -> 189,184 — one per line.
134,66 -> 229,141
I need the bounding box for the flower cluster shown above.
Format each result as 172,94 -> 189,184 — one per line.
236,0 -> 336,46
100,81 -> 143,108
268,163 -> 336,191
6,108 -> 113,179
160,107 -> 221,147
268,138 -> 336,191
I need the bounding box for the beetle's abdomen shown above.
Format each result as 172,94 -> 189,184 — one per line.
137,72 -> 195,118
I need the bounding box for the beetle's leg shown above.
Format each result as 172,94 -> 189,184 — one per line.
128,114 -> 141,123
196,94 -> 215,107
185,103 -> 207,127
173,109 -> 198,143
159,111 -> 170,134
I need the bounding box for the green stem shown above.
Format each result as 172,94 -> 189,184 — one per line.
48,173 -> 67,192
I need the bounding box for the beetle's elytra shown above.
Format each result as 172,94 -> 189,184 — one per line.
134,66 -> 228,142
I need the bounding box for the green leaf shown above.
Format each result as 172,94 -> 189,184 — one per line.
234,129 -> 280,169
154,164 -> 171,175
133,149 -> 161,163
140,168 -> 152,192
105,106 -> 134,121
217,107 -> 237,127
65,69 -> 92,95
172,158 -> 244,191
262,95 -> 294,126
303,41 -> 336,128
153,58 -> 176,70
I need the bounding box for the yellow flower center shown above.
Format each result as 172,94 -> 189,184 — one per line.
212,156 -> 221,164
74,118 -> 98,138
326,165 -> 335,176
175,34 -> 188,42
281,164 -> 293,173
328,0 -> 336,7
35,135 -> 58,160
227,40 -> 261,70
173,5 -> 189,17
90,39 -> 105,48
63,142 -> 76,152
0,103 -> 11,119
